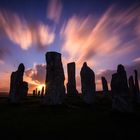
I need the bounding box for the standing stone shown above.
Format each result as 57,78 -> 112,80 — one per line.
134,70 -> 140,102
9,63 -> 27,103
35,88 -> 38,96
33,90 -> 36,96
43,52 -> 65,105
101,76 -> 108,94
41,86 -> 44,98
80,62 -> 95,104
38,90 -> 40,96
21,81 -> 28,98
129,76 -> 136,104
111,64 -> 132,112
67,62 -> 78,96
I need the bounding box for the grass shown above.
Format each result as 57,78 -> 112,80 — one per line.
0,93 -> 140,139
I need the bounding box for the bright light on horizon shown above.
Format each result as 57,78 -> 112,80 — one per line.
37,84 -> 45,91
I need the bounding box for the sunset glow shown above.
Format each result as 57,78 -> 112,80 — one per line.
0,0 -> 140,93
37,84 -> 45,91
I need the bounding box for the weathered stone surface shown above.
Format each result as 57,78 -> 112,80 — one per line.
43,52 -> 65,105
101,76 -> 108,94
67,62 -> 78,96
9,63 -> 28,103
80,62 -> 95,104
111,64 -> 132,112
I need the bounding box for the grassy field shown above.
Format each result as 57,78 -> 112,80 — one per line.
0,93 -> 140,139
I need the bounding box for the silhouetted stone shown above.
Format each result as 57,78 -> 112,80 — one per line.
101,76 -> 108,94
21,81 -> 28,98
111,64 -> 132,112
129,76 -> 136,104
35,88 -> 38,96
80,62 -> 95,104
38,90 -> 40,96
33,90 -> 36,96
134,70 -> 140,102
41,86 -> 44,98
43,52 -> 65,105
67,62 -> 78,96
9,63 -> 27,103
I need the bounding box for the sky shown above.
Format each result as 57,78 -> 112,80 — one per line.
0,0 -> 140,93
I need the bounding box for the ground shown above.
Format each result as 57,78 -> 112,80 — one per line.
0,93 -> 140,139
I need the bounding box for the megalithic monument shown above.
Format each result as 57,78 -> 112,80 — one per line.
101,76 -> 109,94
80,62 -> 96,104
43,52 -> 65,105
67,62 -> 78,96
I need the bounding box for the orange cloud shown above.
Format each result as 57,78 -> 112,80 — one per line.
0,11 -> 55,50
47,0 -> 62,23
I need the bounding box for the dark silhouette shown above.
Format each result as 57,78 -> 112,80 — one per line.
67,62 -> 78,96
21,81 -> 28,98
43,52 -> 65,105
33,90 -> 36,96
134,70 -> 140,103
80,62 -> 95,104
35,88 -> 38,96
38,90 -> 40,96
41,86 -> 44,98
101,76 -> 108,94
111,64 -> 132,112
129,76 -> 136,104
9,63 -> 28,103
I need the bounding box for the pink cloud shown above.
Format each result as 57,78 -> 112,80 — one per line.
0,11 -> 55,50
47,0 -> 62,23
60,5 -> 140,70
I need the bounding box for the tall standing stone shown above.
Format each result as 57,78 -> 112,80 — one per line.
111,64 -> 132,112
101,76 -> 108,94
21,81 -> 28,98
9,63 -> 28,103
43,52 -> 65,105
67,62 -> 78,96
80,62 -> 95,104
134,70 -> 140,102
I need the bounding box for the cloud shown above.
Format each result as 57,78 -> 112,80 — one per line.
47,0 -> 62,23
25,63 -> 46,85
60,5 -> 140,69
0,10 -> 55,50
96,58 -> 140,88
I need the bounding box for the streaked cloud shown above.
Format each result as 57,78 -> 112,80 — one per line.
0,11 -> 55,50
60,5 -> 140,69
47,0 -> 62,23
